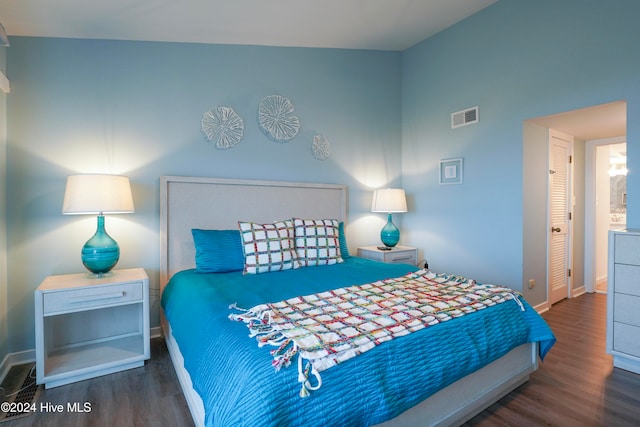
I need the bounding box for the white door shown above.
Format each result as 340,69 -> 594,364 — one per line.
548,130 -> 573,305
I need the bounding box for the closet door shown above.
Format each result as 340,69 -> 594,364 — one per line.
548,130 -> 573,305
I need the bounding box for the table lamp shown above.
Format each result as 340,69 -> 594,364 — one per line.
62,174 -> 135,277
371,188 -> 407,249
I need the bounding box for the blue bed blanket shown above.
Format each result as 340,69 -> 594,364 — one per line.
161,257 -> 555,427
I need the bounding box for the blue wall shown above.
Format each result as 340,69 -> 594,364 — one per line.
5,38 -> 402,352
5,0 -> 640,356
402,0 -> 640,303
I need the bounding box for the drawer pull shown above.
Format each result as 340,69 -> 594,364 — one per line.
69,291 -> 125,304
391,256 -> 412,261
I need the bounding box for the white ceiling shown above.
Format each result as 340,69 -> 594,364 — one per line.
529,101 -> 627,141
0,0 -> 497,51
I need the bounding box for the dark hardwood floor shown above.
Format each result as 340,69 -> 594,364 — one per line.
0,339 -> 194,427
465,293 -> 640,427
1,293 -> 639,426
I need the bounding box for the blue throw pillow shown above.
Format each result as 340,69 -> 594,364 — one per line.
192,229 -> 245,273
339,222 -> 351,258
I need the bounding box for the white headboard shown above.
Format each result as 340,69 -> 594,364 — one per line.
160,176 -> 347,292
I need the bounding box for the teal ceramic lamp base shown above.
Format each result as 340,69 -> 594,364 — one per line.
82,215 -> 120,277
380,213 -> 400,248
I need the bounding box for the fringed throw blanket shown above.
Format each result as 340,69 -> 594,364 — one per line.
229,270 -> 523,397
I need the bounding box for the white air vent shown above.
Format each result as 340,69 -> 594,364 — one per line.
451,106 -> 479,129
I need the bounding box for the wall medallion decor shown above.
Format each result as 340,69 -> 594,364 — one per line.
202,106 -> 244,149
312,135 -> 330,160
257,95 -> 300,142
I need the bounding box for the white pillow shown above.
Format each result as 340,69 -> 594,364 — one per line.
238,220 -> 300,274
293,218 -> 343,267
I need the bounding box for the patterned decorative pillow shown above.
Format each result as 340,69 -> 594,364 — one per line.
238,220 -> 300,274
293,218 -> 343,267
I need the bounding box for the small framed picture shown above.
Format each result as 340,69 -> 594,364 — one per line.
439,158 -> 463,185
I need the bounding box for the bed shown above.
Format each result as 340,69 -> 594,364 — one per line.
159,176 -> 555,427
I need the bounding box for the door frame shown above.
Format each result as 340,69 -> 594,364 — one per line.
584,135 -> 626,293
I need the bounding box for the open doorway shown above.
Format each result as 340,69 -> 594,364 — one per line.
590,140 -> 627,293
523,101 -> 626,311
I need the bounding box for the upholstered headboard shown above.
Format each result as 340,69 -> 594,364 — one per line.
159,176 -> 347,292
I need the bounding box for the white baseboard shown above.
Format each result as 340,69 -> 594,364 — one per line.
150,326 -> 162,339
571,286 -> 587,298
0,349 -> 35,384
533,300 -> 550,314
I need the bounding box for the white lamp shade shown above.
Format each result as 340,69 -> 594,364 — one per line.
62,174 -> 135,215
371,188 -> 407,213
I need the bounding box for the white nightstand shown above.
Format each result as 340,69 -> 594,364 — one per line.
35,268 -> 150,389
357,245 -> 418,266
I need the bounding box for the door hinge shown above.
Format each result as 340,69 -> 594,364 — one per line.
569,212 -> 572,220
569,155 -> 573,164
568,268 -> 572,277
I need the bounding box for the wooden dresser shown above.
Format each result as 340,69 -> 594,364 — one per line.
607,229 -> 640,374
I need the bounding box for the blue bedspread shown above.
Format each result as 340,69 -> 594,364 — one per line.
161,257 -> 555,427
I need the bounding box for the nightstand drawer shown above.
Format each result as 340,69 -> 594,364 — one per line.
43,281 -> 143,314
357,246 -> 418,266
386,252 -> 417,265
